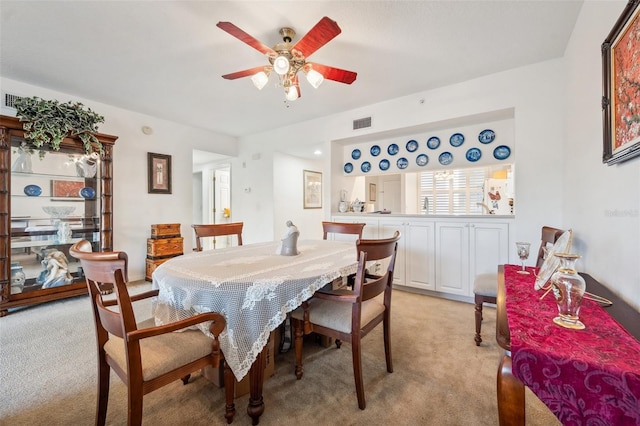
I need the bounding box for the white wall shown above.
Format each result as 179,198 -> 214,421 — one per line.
273,153 -> 324,240
2,77 -> 239,281
563,0 -> 639,310
236,59 -> 566,265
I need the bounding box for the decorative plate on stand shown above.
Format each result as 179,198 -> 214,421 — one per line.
23,184 -> 42,197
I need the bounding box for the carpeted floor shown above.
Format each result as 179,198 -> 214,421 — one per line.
0,283 -> 560,425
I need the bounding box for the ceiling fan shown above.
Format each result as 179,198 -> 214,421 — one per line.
216,17 -> 357,102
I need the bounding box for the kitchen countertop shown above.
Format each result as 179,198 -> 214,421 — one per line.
332,212 -> 515,219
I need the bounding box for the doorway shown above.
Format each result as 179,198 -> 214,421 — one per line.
192,149 -> 232,251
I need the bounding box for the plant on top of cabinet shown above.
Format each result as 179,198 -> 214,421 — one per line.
14,96 -> 105,154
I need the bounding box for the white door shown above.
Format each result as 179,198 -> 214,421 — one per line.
382,180 -> 401,213
469,222 -> 509,280
212,168 -> 231,249
435,222 -> 470,296
405,221 -> 436,290
379,219 -> 405,285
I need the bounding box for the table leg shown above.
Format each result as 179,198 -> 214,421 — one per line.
247,346 -> 265,425
497,351 -> 525,426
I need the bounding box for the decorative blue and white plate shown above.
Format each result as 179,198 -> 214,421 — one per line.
493,145 -> 511,160
361,161 -> 372,173
397,157 -> 409,169
416,154 -> 429,166
344,163 -> 354,173
439,151 -> 454,165
478,129 -> 496,144
23,184 -> 42,197
387,143 -> 399,155
427,136 -> 441,150
351,149 -> 361,160
79,187 -> 96,198
465,148 -> 482,162
449,133 -> 465,147
370,145 -> 381,156
406,140 -> 418,152
379,159 -> 390,171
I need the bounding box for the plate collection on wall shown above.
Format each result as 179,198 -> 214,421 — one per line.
343,129 -> 510,174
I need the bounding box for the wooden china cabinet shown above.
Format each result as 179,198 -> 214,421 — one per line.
0,115 -> 118,316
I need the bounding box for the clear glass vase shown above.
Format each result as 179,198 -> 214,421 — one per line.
550,253 -> 586,329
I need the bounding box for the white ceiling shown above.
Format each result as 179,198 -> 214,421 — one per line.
1,1 -> 583,138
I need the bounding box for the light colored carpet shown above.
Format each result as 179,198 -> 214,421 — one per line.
0,283 -> 560,425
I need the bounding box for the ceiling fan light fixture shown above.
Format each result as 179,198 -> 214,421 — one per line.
305,68 -> 324,89
285,85 -> 299,101
251,71 -> 270,90
273,55 -> 290,75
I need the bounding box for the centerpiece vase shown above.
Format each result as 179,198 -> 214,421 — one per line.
550,253 -> 586,330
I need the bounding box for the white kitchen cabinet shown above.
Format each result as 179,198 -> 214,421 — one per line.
435,221 -> 509,297
378,219 -> 435,290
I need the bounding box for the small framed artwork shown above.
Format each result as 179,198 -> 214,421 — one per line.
602,0 -> 640,165
51,180 -> 84,198
303,170 -> 322,209
369,183 -> 377,201
148,152 -> 172,194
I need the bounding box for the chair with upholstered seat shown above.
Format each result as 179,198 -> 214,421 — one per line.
473,226 -> 565,345
292,231 -> 401,410
192,222 -> 243,251
69,240 -> 236,425
322,221 -> 366,241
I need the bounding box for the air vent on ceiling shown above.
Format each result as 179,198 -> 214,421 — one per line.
2,92 -> 22,111
353,116 -> 372,130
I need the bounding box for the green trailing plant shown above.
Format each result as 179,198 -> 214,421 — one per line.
13,96 -> 105,154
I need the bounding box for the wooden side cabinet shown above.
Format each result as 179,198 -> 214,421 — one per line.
0,115 -> 117,316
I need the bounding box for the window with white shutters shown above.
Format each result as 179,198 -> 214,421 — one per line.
419,167 -> 489,214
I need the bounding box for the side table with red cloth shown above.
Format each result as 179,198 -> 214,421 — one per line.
502,264 -> 640,425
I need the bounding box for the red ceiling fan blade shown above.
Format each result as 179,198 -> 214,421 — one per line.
308,63 -> 357,84
292,17 -> 341,58
222,66 -> 269,80
217,21 -> 276,55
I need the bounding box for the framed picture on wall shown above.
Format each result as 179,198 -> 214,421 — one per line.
303,170 -> 322,209
369,183 -> 377,201
602,0 -> 640,165
148,152 -> 172,194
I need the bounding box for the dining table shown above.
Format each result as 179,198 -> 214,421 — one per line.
151,239 -> 359,425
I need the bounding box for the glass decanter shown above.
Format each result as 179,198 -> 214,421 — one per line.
550,253 -> 586,330
515,242 -> 531,274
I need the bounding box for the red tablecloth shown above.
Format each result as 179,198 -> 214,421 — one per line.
504,264 -> 640,425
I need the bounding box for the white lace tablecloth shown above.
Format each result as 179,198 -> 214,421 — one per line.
151,240 -> 357,381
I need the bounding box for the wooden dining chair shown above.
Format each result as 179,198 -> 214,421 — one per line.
322,221 -> 366,241
291,231 -> 401,410
69,240 -> 236,425
473,226 -> 565,345
72,239 -> 127,295
192,222 -> 243,251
